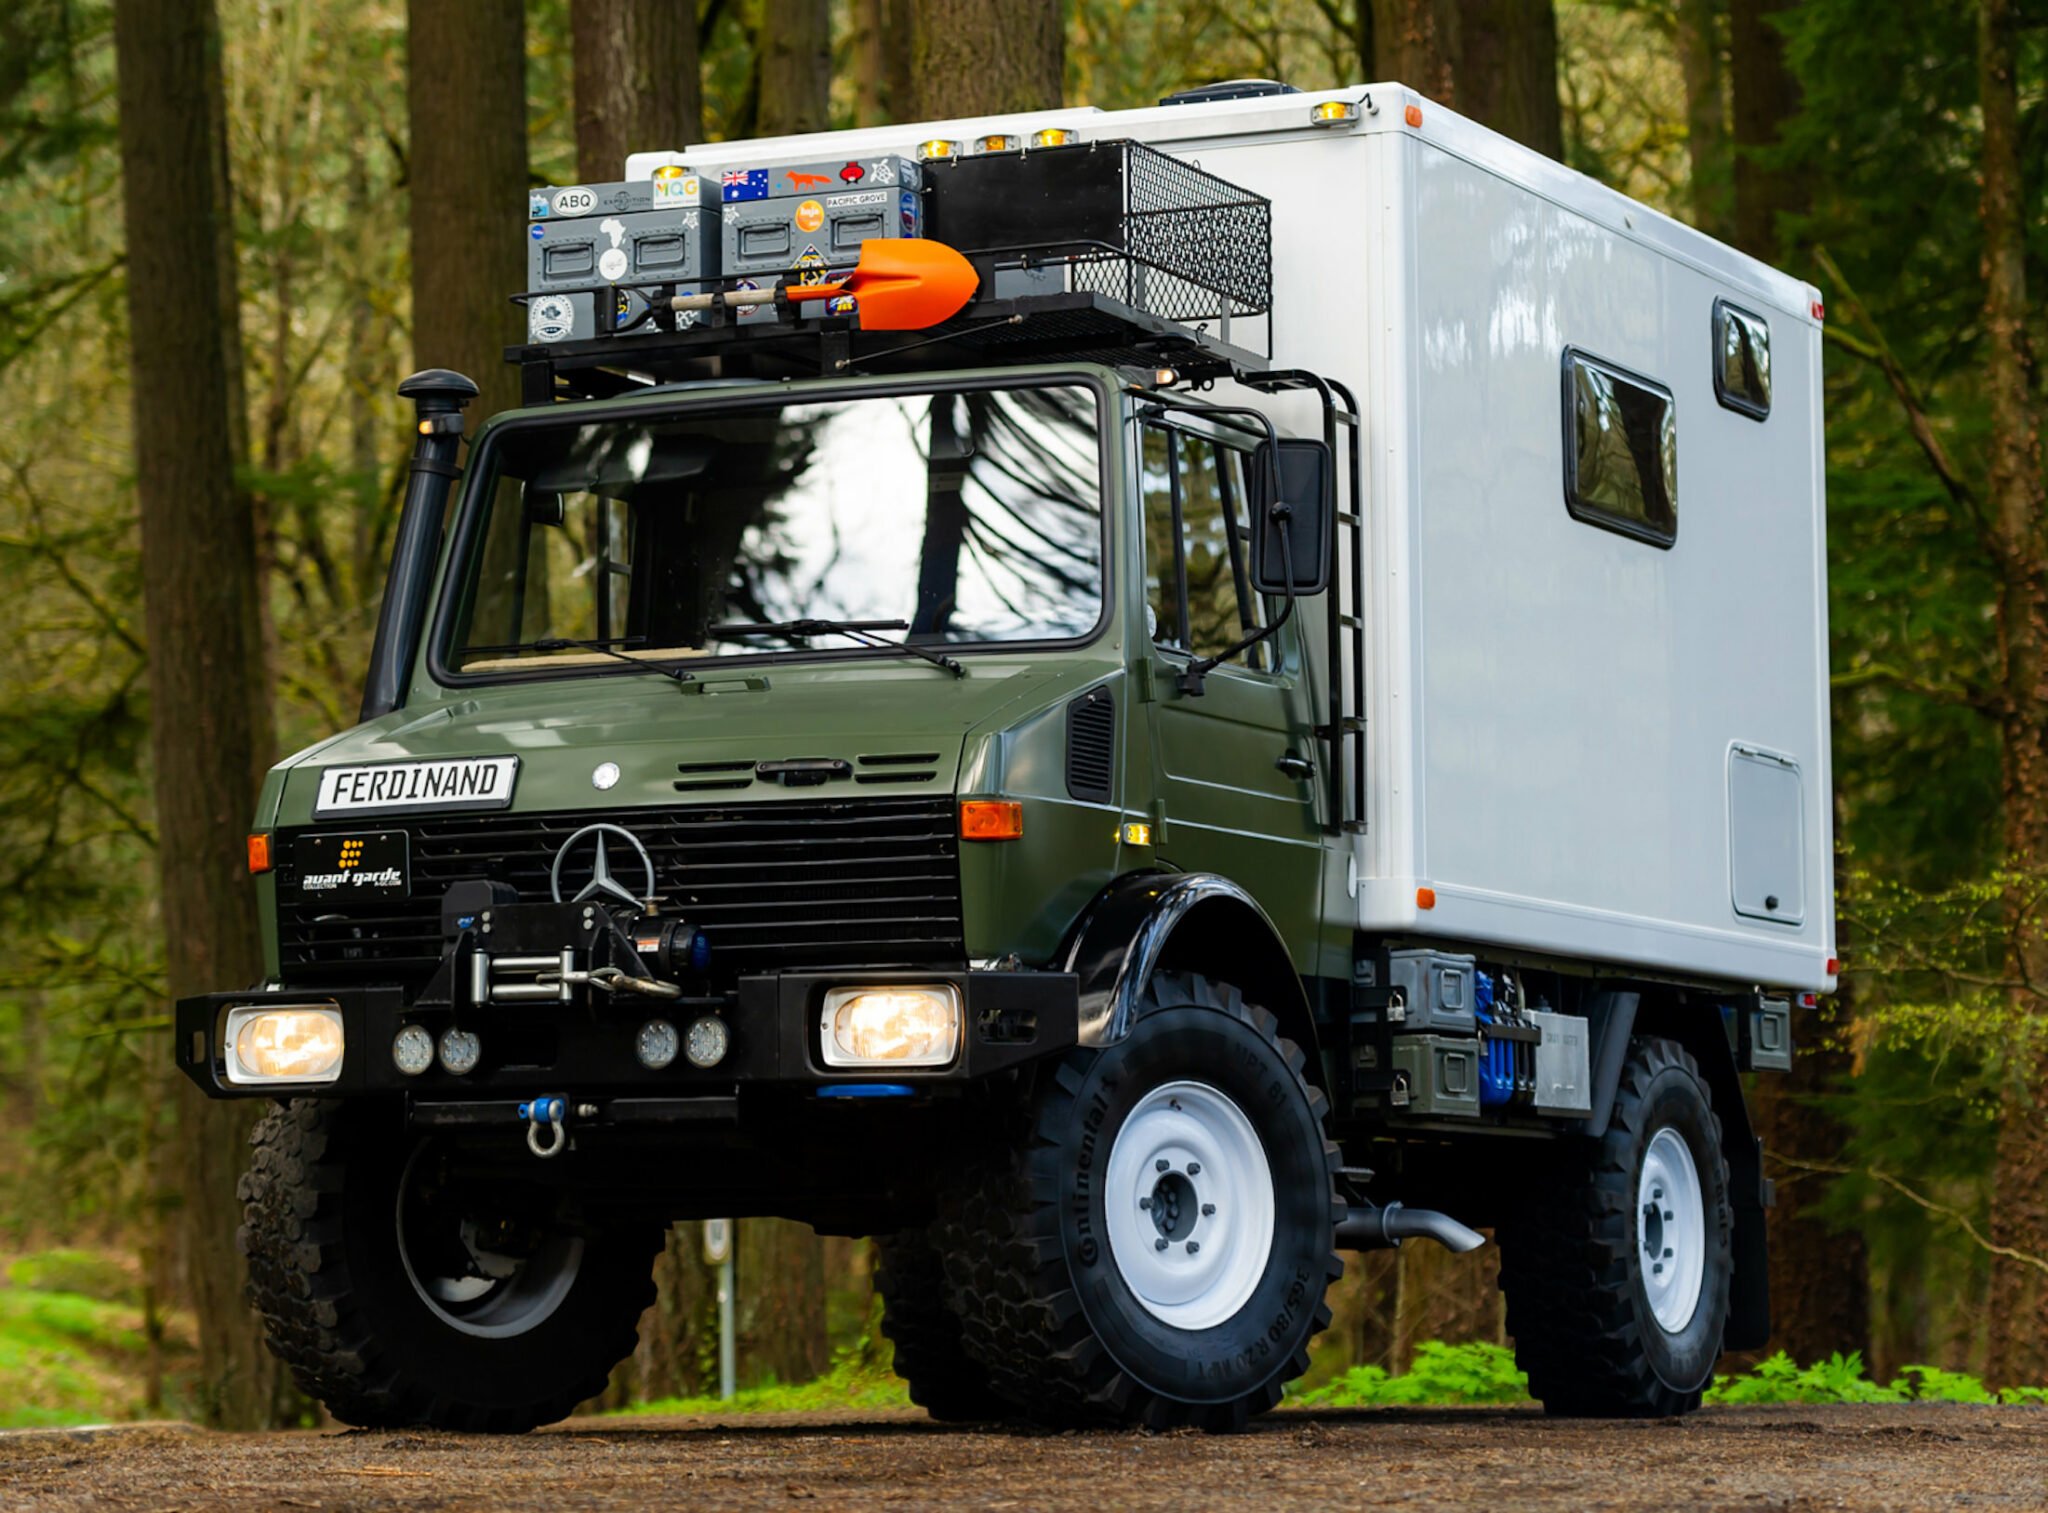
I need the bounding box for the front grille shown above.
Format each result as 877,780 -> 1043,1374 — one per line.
275,796 -> 962,991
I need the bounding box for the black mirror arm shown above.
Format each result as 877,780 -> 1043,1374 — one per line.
1176,512 -> 1299,696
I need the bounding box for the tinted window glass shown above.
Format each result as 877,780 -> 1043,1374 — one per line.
1564,350 -> 1678,548
1713,299 -> 1771,420
1140,426 -> 1269,669
447,384 -> 1105,676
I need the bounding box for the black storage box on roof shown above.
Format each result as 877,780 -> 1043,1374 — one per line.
924,138 -> 1272,351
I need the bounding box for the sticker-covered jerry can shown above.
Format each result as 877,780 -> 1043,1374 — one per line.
523,168 -> 720,344
716,154 -> 924,324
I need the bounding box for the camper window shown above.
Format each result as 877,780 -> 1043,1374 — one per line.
1563,350 -> 1678,548
1712,299 -> 1771,420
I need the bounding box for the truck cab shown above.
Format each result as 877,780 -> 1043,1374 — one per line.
181,82 -> 1829,1434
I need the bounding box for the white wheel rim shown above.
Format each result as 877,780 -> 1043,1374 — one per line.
1638,1126 -> 1706,1334
1103,1080 -> 1275,1331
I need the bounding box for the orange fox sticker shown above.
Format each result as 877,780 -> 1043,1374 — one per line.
786,171 -> 831,189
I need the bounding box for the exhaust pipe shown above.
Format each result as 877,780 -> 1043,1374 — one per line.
1335,1202 -> 1485,1254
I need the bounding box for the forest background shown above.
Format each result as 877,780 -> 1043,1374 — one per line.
0,0 -> 2044,1429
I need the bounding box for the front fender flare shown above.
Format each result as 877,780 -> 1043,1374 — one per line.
1056,871 -> 1318,1067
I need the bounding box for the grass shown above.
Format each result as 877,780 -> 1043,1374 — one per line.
612,1342 -> 911,1417
0,1250 -> 194,1429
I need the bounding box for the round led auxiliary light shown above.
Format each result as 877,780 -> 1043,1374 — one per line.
636,1018 -> 680,1071
685,1015 -> 729,1070
438,1027 -> 481,1076
392,1024 -> 434,1077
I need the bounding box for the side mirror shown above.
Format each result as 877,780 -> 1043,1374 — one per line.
1249,438 -> 1333,596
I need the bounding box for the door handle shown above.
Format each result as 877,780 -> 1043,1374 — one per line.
1275,752 -> 1315,781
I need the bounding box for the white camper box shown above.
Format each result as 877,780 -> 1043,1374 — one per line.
631,84 -> 1836,998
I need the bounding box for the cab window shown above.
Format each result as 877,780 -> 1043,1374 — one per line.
1141,425 -> 1272,671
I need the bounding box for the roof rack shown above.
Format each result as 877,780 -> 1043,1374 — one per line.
509,137 -> 1272,404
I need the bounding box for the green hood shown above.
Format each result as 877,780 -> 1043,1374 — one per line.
269,659 -> 1087,827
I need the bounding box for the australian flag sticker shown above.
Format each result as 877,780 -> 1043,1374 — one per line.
899,189 -> 919,237
722,168 -> 770,203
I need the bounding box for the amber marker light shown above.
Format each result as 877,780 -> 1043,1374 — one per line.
1120,821 -> 1153,847
1310,100 -> 1360,126
960,800 -> 1024,841
1415,886 -> 1437,910
977,133 -> 1022,153
1404,104 -> 1424,128
1030,127 -> 1077,148
247,832 -> 273,874
917,139 -> 961,161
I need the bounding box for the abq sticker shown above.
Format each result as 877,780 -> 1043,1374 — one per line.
795,198 -> 825,233
551,185 -> 599,217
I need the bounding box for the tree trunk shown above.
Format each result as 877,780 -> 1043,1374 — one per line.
1454,0 -> 1561,158
1672,0 -> 1734,241
1728,0 -> 1802,261
910,0 -> 1063,120
736,1218 -> 828,1386
408,0 -> 527,424
112,0 -> 285,1430
756,0 -> 831,138
1980,0 -> 2048,1390
852,0 -> 913,125
1370,0 -> 1459,106
572,0 -> 700,183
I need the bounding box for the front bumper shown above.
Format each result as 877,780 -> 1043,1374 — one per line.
175,969 -> 1078,1103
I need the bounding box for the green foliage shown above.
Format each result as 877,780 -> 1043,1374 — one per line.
6,1248 -> 137,1305
1705,1352 -> 2048,1407
1290,1341 -> 1530,1408
612,1337 -> 910,1418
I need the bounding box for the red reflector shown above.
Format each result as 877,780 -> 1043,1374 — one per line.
247,833 -> 272,874
1811,299 -> 1825,321
1800,993 -> 1819,1008
1415,886 -> 1436,910
1825,956 -> 1840,975
960,800 -> 1023,841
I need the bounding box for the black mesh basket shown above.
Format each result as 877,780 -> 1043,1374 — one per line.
924,138 -> 1271,344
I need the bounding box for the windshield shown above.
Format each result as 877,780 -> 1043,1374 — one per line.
443,382 -> 1105,676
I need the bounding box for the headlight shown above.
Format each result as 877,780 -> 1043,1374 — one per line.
224,1005 -> 344,1085
820,985 -> 960,1068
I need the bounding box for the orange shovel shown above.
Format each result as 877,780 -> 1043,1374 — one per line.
669,238 -> 980,332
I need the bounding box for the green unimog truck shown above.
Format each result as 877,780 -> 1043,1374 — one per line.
178,83 -> 1833,1432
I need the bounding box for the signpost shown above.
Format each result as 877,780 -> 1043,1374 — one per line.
703,1218 -> 735,1401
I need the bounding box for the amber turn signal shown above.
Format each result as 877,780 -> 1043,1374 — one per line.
1415,886 -> 1436,910
960,800 -> 1024,841
247,832 -> 273,874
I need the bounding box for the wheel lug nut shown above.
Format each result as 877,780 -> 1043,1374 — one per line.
1663,1210 -> 1674,1223
1139,1196 -> 1152,1210
1186,1241 -> 1199,1254
1186,1162 -> 1201,1175
1653,1263 -> 1664,1275
1202,1203 -> 1216,1216
1156,1159 -> 1170,1173
1155,1237 -> 1168,1252
1662,1248 -> 1673,1260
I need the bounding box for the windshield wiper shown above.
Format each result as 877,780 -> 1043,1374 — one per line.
527,636 -> 695,685
707,617 -> 964,678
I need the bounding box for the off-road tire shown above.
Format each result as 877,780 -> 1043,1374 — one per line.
872,1231 -> 1007,1422
1497,1035 -> 1733,1417
239,1099 -> 663,1433
933,971 -> 1343,1432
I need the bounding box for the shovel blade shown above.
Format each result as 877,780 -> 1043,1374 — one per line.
785,238 -> 980,331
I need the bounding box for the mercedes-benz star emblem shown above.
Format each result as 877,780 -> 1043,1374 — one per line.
549,823 -> 658,908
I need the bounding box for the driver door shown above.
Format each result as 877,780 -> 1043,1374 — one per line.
1138,419 -> 1323,957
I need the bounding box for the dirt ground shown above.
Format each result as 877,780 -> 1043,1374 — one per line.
3,1403 -> 2045,1512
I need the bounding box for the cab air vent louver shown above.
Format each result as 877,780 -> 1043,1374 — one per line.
1066,688 -> 1115,802
856,752 -> 941,786
675,759 -> 755,793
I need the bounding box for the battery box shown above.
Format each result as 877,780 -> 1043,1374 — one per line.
1389,1035 -> 1482,1118
716,153 -> 923,323
525,170 -> 716,344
